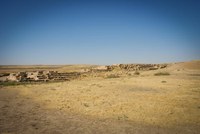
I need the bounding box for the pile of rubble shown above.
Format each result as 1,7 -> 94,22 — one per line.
0,71 -> 80,82
91,64 -> 167,72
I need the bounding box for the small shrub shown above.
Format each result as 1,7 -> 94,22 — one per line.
106,74 -> 120,78
134,71 -> 140,75
83,103 -> 89,107
161,81 -> 167,83
154,72 -> 170,76
128,73 -> 132,76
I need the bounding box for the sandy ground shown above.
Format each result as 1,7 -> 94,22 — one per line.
0,61 -> 200,134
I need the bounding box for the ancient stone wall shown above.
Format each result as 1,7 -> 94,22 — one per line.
0,71 -> 81,82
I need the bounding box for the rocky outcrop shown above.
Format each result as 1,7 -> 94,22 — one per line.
91,66 -> 109,72
91,64 -> 167,72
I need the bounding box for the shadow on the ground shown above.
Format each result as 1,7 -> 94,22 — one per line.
0,87 -> 199,134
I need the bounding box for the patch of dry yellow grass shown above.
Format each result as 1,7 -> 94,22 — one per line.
17,76 -> 199,127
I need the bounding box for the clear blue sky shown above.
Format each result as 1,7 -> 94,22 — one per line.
0,0 -> 200,65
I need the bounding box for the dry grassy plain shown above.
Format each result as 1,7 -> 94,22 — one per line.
0,61 -> 200,134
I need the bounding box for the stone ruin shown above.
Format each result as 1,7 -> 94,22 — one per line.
91,64 -> 167,72
0,63 -> 167,83
0,71 -> 81,82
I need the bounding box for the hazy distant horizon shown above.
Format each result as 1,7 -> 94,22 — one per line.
0,59 -> 199,66
0,0 -> 200,65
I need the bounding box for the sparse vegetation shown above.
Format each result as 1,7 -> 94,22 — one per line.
83,103 -> 89,107
188,74 -> 200,76
0,81 -> 22,86
154,72 -> 170,76
0,81 -> 63,86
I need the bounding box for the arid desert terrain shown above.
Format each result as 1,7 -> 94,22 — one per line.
0,61 -> 200,134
